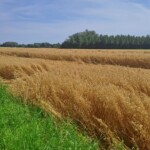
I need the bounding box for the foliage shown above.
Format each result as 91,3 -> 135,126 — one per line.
24,43 -> 61,48
0,42 -> 61,48
62,30 -> 100,48
61,30 -> 150,49
1,42 -> 18,47
1,30 -> 150,49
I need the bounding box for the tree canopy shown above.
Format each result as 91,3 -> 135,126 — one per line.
1,30 -> 150,49
2,42 -> 18,47
0,42 -> 61,48
61,30 -> 150,49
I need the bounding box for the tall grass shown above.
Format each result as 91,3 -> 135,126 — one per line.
0,56 -> 49,80
0,85 -> 99,149
10,62 -> 150,150
0,49 -> 150,149
0,48 -> 150,69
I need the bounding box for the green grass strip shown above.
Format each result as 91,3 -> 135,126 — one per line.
0,85 -> 99,150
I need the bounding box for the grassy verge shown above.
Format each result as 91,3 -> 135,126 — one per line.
0,85 -> 99,150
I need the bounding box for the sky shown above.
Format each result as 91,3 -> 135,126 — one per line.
0,0 -> 150,44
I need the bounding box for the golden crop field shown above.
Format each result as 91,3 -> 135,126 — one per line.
0,48 -> 150,149
0,48 -> 150,69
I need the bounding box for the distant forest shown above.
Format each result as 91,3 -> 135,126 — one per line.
61,30 -> 150,49
0,42 -> 61,48
1,30 -> 150,49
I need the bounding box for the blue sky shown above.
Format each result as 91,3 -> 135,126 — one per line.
0,0 -> 150,43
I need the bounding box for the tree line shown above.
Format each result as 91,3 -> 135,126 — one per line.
1,30 -> 150,49
0,42 -> 61,48
61,30 -> 150,49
